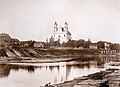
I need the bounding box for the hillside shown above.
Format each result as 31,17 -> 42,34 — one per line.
0,47 -> 100,58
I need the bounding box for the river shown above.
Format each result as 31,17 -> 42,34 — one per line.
0,57 -> 113,87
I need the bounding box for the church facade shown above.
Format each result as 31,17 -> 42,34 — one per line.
53,22 -> 71,43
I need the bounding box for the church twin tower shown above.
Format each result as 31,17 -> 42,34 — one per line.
53,22 -> 71,43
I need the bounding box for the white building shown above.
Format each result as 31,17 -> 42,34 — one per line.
104,42 -> 110,50
53,22 -> 71,43
89,43 -> 98,49
33,41 -> 44,48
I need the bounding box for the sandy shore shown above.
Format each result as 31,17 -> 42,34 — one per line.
0,57 -> 79,63
40,68 -> 120,87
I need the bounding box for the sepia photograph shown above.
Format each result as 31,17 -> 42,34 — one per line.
0,0 -> 120,87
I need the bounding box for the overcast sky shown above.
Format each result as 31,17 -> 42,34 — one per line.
0,0 -> 120,43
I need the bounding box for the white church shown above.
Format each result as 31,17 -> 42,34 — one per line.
52,22 -> 71,43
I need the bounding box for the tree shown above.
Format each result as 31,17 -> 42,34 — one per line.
53,41 -> 60,46
28,40 -> 35,47
110,43 -> 120,50
83,41 -> 89,48
97,41 -> 105,49
83,39 -> 91,48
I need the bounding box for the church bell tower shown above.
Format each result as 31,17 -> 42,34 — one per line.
54,22 -> 58,32
64,22 -> 68,31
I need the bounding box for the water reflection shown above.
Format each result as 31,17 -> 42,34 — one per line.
0,57 -> 117,87
0,64 -> 11,77
0,64 -> 35,78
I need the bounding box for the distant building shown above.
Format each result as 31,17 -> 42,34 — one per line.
53,22 -> 71,43
10,38 -> 20,46
33,41 -> 44,47
104,42 -> 110,50
20,41 -> 33,47
78,46 -> 84,50
89,43 -> 98,49
0,33 -> 11,48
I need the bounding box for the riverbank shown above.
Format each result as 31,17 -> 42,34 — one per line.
0,54 -> 100,64
0,57 -> 80,63
0,47 -> 99,57
41,68 -> 120,87
0,47 -> 100,63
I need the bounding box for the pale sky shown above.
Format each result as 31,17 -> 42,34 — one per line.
0,0 -> 120,43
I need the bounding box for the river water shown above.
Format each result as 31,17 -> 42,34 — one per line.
0,57 -> 113,87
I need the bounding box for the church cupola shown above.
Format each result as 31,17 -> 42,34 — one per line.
64,22 -> 68,30
54,21 -> 58,32
54,21 -> 57,25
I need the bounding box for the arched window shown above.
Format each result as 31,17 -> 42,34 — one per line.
62,28 -> 64,32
